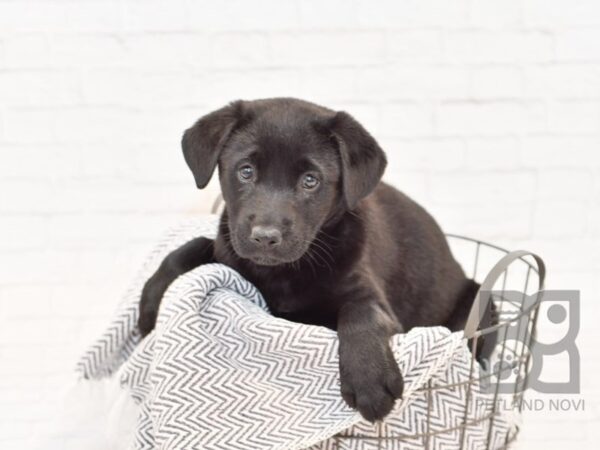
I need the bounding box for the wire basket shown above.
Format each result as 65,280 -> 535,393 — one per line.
210,198 -> 546,449
331,234 -> 546,450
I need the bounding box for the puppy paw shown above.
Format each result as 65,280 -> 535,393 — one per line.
339,349 -> 403,422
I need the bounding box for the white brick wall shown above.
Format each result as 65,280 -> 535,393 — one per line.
0,1 -> 599,448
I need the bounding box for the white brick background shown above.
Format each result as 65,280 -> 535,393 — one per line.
0,0 -> 599,448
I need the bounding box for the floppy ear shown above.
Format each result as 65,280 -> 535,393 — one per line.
181,101 -> 244,189
329,111 -> 387,209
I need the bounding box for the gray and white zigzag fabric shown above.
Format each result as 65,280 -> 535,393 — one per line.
78,217 -> 517,450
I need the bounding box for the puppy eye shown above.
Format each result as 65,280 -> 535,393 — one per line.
238,165 -> 255,182
302,173 -> 320,190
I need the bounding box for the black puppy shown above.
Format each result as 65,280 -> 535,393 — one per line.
138,98 -> 478,422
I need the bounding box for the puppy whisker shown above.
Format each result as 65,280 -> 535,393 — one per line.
303,240 -> 334,274
309,239 -> 335,264
318,229 -> 342,243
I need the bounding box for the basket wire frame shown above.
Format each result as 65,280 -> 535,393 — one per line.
331,235 -> 546,450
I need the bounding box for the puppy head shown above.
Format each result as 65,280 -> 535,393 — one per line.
182,98 -> 386,266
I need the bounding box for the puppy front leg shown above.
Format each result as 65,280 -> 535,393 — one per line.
337,281 -> 404,422
138,237 -> 214,337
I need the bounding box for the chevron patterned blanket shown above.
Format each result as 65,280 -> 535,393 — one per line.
78,217 -> 517,450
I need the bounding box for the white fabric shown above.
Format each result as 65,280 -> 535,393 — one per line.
76,217 -> 517,449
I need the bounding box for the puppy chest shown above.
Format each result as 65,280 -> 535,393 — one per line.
261,282 -> 337,329
263,281 -> 308,314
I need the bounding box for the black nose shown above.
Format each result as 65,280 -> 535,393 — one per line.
250,226 -> 282,248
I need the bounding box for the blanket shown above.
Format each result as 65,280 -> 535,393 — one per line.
78,217 -> 517,450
